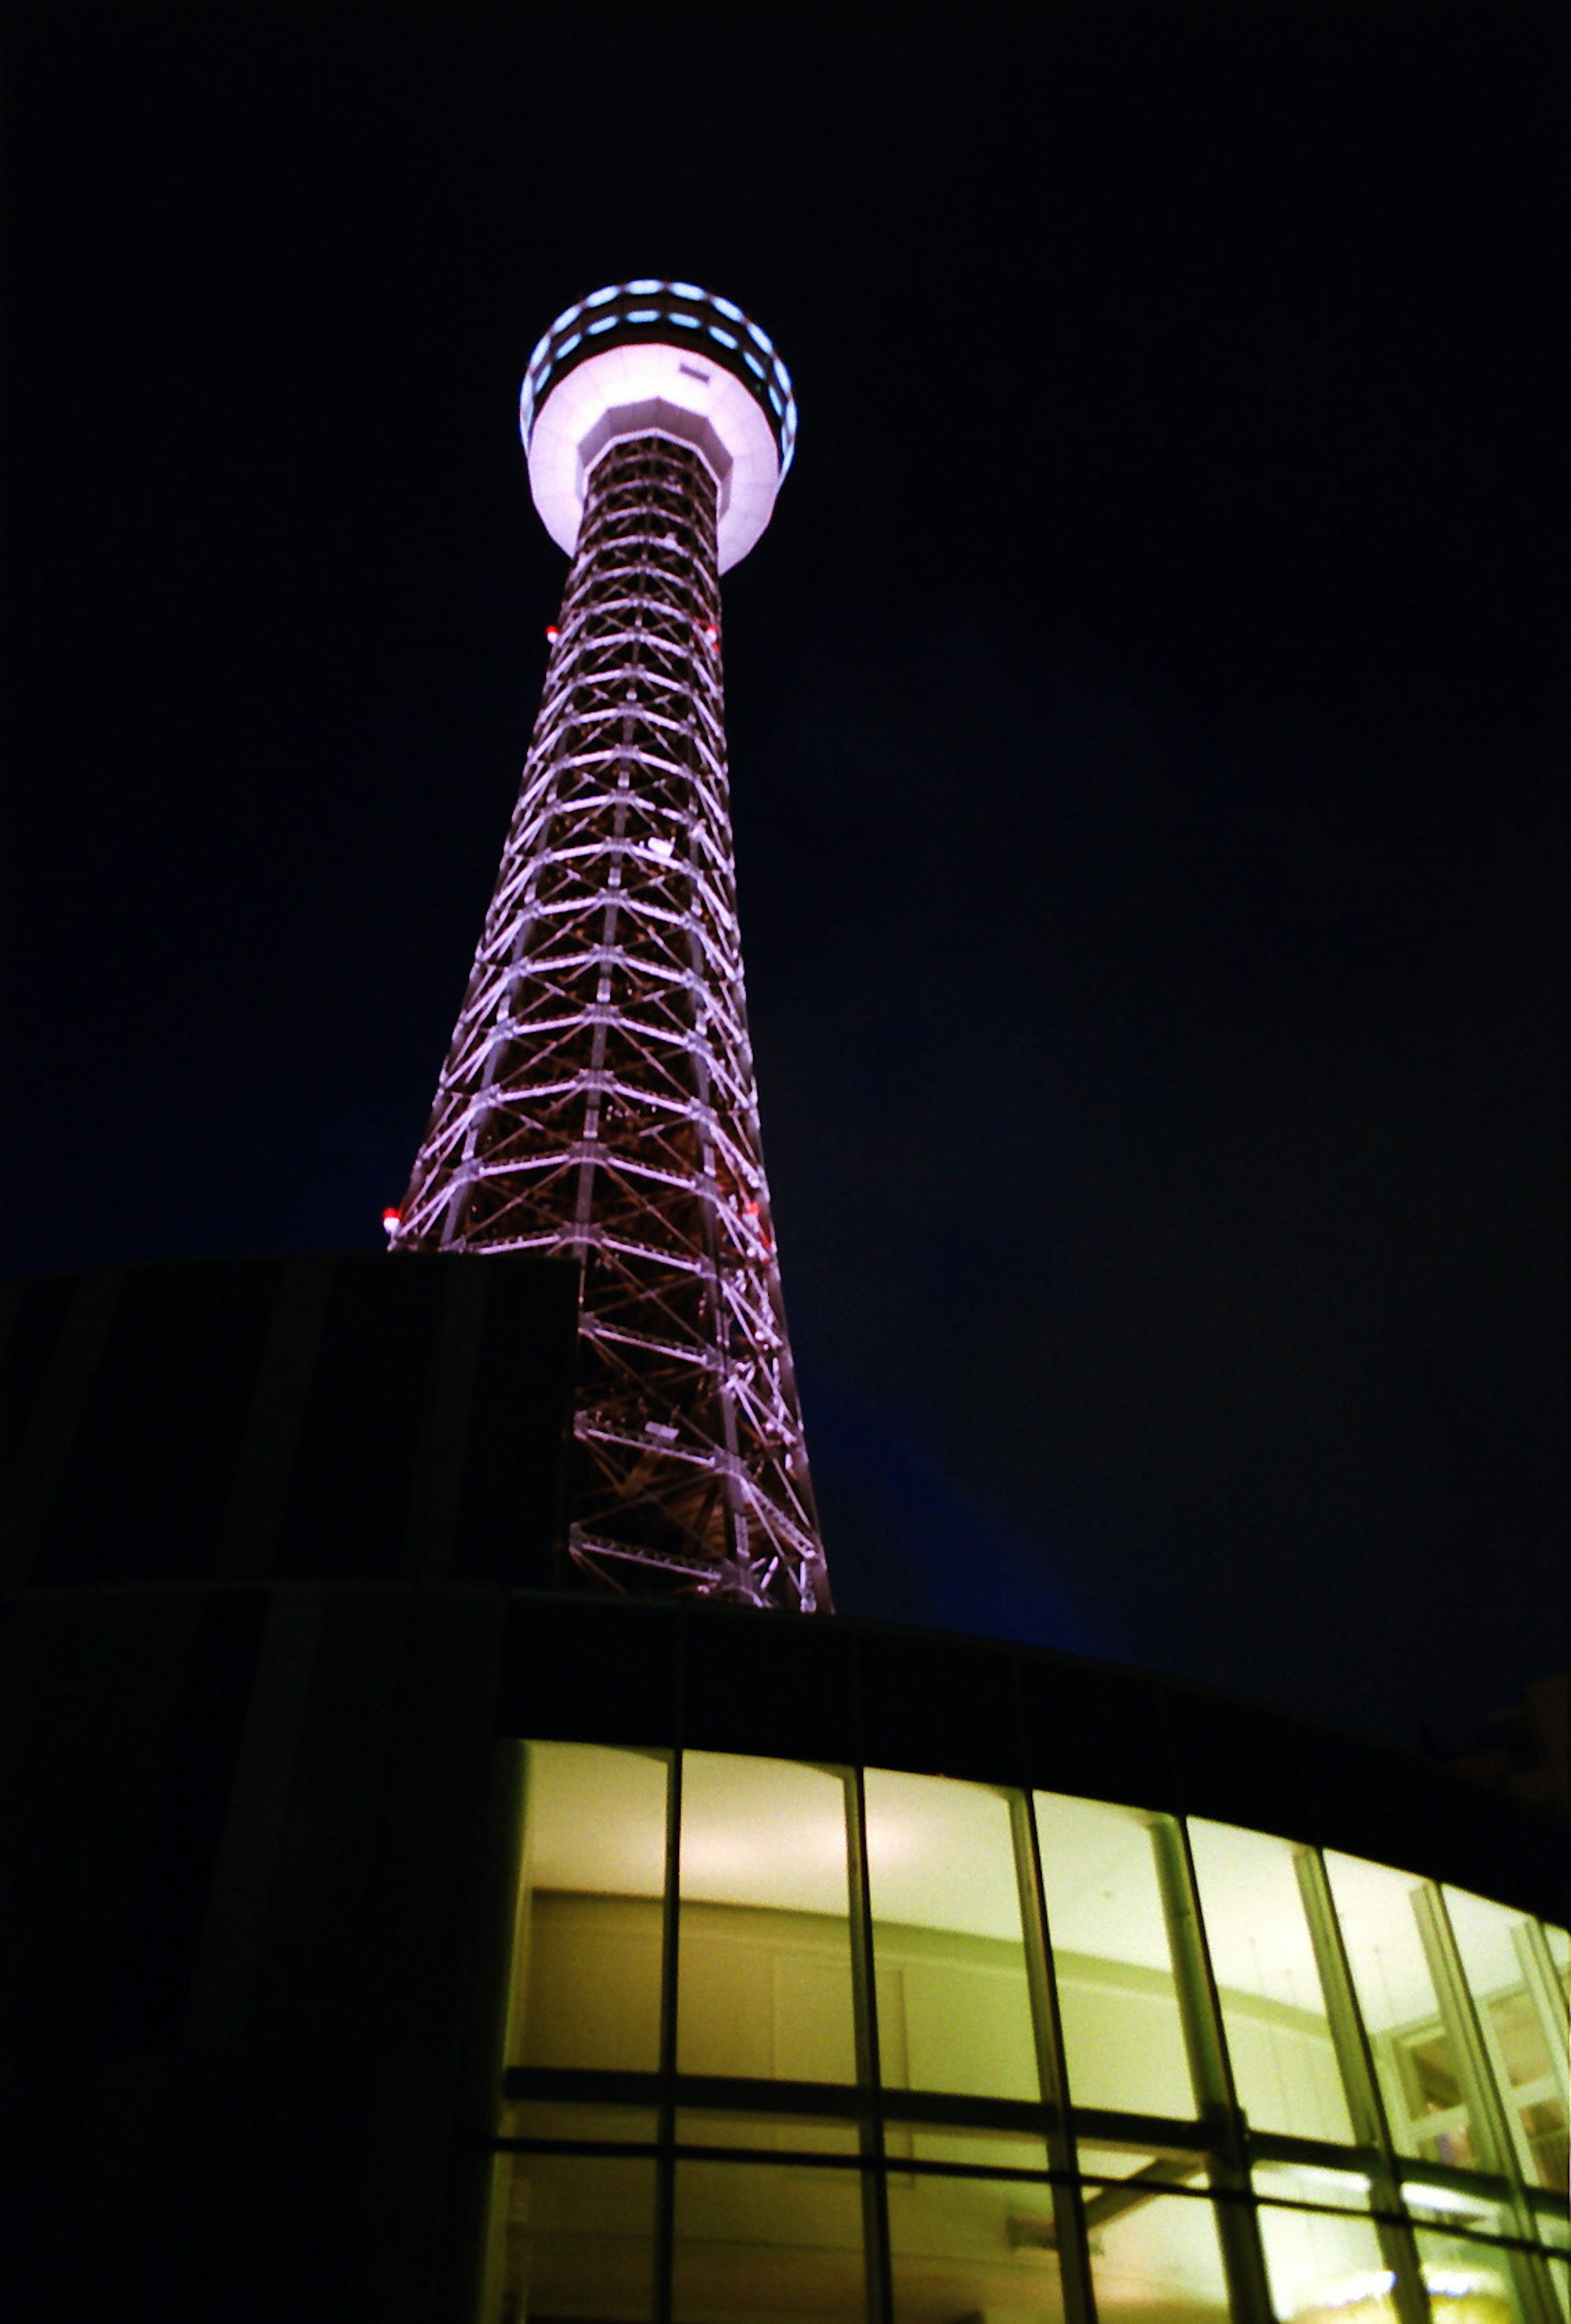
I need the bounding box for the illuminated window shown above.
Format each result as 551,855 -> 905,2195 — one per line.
1444,1887 -> 1569,2191
1035,1791 -> 1195,2120
509,1741 -> 668,2076
671,2158 -> 866,2319
1189,1819 -> 1355,2144
480,1747 -> 1566,2324
864,1767 -> 1038,2104
677,1751 -> 856,2083
1257,2201 -> 1389,2324
1324,1853 -> 1482,2171
1544,1923 -> 1570,1999
1414,2231 -> 1529,2324
483,2152 -> 657,2323
1088,2189 -> 1231,2324
887,2171 -> 1067,2320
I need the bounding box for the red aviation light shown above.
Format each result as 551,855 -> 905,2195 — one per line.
381,1207 -> 401,1231
545,624 -> 560,641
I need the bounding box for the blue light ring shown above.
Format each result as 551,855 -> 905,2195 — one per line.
518,283 -> 796,476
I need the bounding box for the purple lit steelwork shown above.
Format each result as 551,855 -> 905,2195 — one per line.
394,286 -> 830,1615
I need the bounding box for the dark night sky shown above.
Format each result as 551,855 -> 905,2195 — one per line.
5,5 -> 1566,1758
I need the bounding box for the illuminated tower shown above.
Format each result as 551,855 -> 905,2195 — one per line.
393,282 -> 831,1616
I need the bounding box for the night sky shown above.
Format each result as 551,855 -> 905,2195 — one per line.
6,6 -> 1566,1759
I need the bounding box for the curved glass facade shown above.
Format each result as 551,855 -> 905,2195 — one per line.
480,1742 -> 1569,2324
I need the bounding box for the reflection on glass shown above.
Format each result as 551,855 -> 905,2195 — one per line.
671,2158 -> 867,2320
1324,1853 -> 1479,2169
1444,1887 -> 1569,2192
1414,2232 -> 1524,2324
1400,2181 -> 1504,2236
864,1768 -> 1038,2101
888,2170 -> 1065,2322
1087,2188 -> 1229,2324
514,1742 -> 668,2073
1035,1792 -> 1194,2118
1190,1820 -> 1354,2144
483,2152 -> 657,2323
1252,2160 -> 1372,2214
678,1753 -> 856,2083
1257,2200 -> 1387,2324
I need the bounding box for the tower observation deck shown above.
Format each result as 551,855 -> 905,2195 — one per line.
394,283 -> 830,1616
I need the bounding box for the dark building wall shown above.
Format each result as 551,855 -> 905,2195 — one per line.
3,1255 -> 580,2322
0,1254 -> 580,1589
7,1580 -> 515,2322
4,1260 -> 1564,2320
9,1584 -> 1566,2322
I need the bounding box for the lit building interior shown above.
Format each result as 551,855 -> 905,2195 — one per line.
484,1739 -> 1569,2324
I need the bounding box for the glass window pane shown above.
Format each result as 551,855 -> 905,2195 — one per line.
1401,2182 -> 1508,2237
515,1741 -> 668,2073
898,2122 -> 1051,2172
889,2171 -> 1065,2321
1445,1886 -> 1569,2193
1415,2231 -> 1528,2324
865,1767 -> 1038,2101
500,2098 -> 658,2144
1258,2200 -> 1388,2323
1544,1924 -> 1570,1999
1189,1819 -> 1355,2144
1087,2188 -> 1229,2324
676,2106 -> 858,2155
1252,2160 -> 1373,2213
1323,1851 -> 1479,2170
672,2157 -> 867,2319
1035,1792 -> 1195,2118
678,1753 -> 856,2083
482,2151 -> 657,2324
1079,2142 -> 1204,2184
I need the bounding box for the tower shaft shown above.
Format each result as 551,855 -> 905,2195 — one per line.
397,435 -> 829,1613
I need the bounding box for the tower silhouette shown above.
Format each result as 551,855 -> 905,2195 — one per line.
394,282 -> 830,1616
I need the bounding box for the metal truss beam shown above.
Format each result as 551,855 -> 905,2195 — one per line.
395,435 -> 831,1614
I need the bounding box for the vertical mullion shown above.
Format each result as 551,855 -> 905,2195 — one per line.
1147,1815 -> 1275,2324
1011,1786 -> 1097,2324
1512,1921 -> 1570,2108
654,1746 -> 682,2324
1412,1883 -> 1560,2324
1293,1846 -> 1429,2324
845,1763 -> 892,2324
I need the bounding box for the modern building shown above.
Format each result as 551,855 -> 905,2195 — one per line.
5,287 -> 1566,2324
3,1253 -> 1566,2323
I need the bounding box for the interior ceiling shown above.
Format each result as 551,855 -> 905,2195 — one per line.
523,1745 -> 1539,2024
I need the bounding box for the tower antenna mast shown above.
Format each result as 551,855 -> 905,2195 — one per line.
394,282 -> 831,1614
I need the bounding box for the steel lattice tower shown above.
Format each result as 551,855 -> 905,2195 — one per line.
393,283 -> 831,1615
